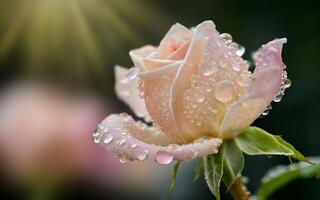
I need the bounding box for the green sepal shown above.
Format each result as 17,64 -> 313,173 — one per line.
166,161 -> 180,196
222,139 -> 245,189
193,161 -> 203,182
203,147 -> 224,200
235,127 -> 308,162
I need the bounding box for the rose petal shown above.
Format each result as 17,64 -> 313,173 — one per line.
96,114 -> 222,163
166,40 -> 191,60
220,38 -> 287,138
142,58 -> 176,71
157,23 -> 192,59
139,61 -> 185,143
115,65 -> 151,121
171,21 -> 251,141
129,45 -> 157,71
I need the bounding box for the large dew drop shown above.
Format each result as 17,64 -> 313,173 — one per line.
214,80 -> 235,103
155,151 -> 174,165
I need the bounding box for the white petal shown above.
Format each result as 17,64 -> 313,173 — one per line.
115,65 -> 151,121
95,114 -> 222,163
157,23 -> 192,59
129,45 -> 157,71
139,61 -> 185,143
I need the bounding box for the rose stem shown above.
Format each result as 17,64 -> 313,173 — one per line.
229,176 -> 250,200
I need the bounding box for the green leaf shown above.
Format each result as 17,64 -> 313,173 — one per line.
166,161 -> 180,196
193,161 -> 203,182
235,127 -> 307,162
222,139 -> 245,189
203,146 -> 224,200
256,157 -> 320,200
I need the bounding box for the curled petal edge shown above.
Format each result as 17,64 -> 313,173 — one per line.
220,38 -> 287,138
114,65 -> 151,122
95,114 -> 223,163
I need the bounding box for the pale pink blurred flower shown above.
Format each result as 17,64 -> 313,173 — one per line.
0,82 -> 131,186
95,21 -> 288,165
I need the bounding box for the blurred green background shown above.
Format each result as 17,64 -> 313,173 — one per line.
0,0 -> 319,199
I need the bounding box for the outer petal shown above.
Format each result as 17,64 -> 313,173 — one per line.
220,38 -> 287,138
139,61 -> 185,143
129,45 -> 157,71
171,21 -> 249,141
115,65 -> 151,121
157,23 -> 192,59
95,114 -> 222,163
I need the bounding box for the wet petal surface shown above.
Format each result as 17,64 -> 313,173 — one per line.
220,39 -> 287,138
115,65 -> 151,121
95,114 -> 222,163
171,21 -> 250,141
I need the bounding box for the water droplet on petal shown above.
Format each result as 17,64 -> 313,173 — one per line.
214,80 -> 235,103
219,33 -> 233,44
202,63 -> 218,76
137,150 -> 149,161
126,68 -> 138,80
219,60 -> 228,68
196,94 -> 206,103
155,151 -> 174,165
283,78 -> 291,88
118,154 -> 128,163
130,143 -> 138,148
273,92 -> 283,102
93,132 -> 101,144
117,139 -> 126,146
237,73 -> 251,87
103,135 -> 113,144
230,42 -> 245,56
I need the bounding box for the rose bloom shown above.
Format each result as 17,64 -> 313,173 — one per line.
94,21 -> 288,165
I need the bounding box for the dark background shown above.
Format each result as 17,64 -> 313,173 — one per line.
0,0 -> 319,199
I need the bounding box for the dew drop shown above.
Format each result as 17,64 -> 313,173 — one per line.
273,92 -> 283,102
137,150 -> 149,161
118,154 -> 128,164
262,105 -> 272,116
202,65 -> 218,76
230,42 -> 245,56
196,94 -> 206,103
237,73 -> 251,87
219,33 -> 233,44
126,68 -> 138,80
103,135 -> 113,144
155,151 -> 174,165
130,143 -> 138,148
232,63 -> 241,72
283,78 -> 291,88
214,80 -> 235,103
93,132 -> 101,144
219,60 -> 228,68
117,139 -> 126,146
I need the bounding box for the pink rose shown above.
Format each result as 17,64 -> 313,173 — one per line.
95,21 -> 288,164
